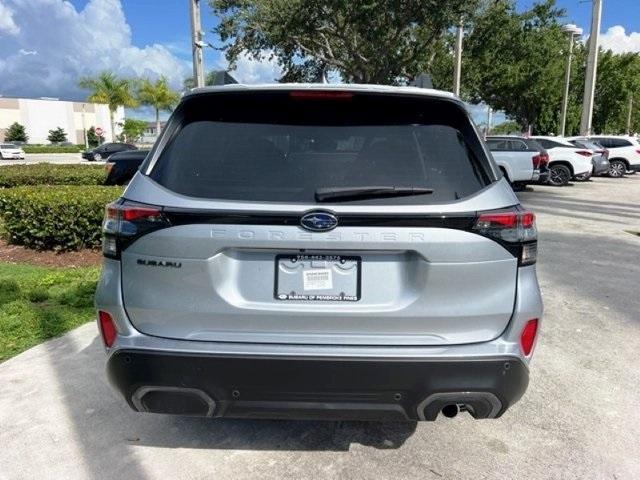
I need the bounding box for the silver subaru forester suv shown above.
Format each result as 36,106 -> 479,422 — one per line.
95,84 -> 543,421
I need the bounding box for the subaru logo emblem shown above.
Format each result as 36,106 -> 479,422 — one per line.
300,212 -> 338,232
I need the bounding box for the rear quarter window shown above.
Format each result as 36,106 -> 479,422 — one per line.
149,91 -> 495,205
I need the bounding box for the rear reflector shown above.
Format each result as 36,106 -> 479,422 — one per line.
289,91 -> 353,100
520,319 -> 539,356
98,311 -> 117,348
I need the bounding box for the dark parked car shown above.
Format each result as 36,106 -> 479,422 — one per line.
105,149 -> 149,185
82,142 -> 137,162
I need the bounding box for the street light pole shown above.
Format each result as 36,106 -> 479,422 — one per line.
560,24 -> 582,137
453,18 -> 464,96
580,0 -> 602,135
189,0 -> 205,88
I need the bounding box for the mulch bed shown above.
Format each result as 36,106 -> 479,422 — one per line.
0,239 -> 101,267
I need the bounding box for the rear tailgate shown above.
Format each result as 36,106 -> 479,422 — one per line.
119,89 -> 519,346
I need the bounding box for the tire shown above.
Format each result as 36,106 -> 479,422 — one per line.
608,160 -> 626,178
548,164 -> 571,186
93,153 -> 102,162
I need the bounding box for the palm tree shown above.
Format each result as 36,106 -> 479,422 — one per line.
78,72 -> 138,140
137,77 -> 181,137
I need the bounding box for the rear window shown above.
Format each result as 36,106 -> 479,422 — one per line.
150,91 -> 494,204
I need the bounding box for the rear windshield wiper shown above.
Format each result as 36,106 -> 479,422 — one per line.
315,186 -> 434,202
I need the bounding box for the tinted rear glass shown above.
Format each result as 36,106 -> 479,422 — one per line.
150,91 -> 493,204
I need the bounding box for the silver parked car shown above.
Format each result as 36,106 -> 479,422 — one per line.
95,85 -> 543,421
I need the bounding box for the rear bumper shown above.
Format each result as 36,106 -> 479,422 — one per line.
107,349 -> 528,421
96,258 -> 542,421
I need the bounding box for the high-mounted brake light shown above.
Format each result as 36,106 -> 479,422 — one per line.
102,201 -> 169,258
474,209 -> 537,265
520,318 -> 539,356
575,150 -> 592,157
289,91 -> 354,100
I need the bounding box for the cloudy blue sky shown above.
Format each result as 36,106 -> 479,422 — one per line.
0,0 -> 638,122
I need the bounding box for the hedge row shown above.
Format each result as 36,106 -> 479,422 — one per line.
0,186 -> 123,251
22,145 -> 84,154
0,164 -> 106,188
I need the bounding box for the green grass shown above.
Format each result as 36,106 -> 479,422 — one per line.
0,262 -> 99,361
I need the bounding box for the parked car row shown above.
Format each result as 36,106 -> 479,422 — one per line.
485,134 -> 640,187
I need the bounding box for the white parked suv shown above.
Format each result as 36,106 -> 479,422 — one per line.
0,143 -> 26,160
531,136 -> 593,186
587,136 -> 640,177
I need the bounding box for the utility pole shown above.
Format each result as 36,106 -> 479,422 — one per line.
453,18 -> 464,96
560,24 -> 582,137
486,106 -> 493,136
580,0 -> 602,135
189,0 -> 205,88
627,94 -> 634,135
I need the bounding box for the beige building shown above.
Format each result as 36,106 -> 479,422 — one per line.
0,96 -> 124,144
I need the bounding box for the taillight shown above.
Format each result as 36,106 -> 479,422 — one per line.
532,153 -> 549,168
102,200 -> 169,258
532,154 -> 541,169
520,319 -> 539,356
576,150 -> 592,157
539,153 -> 549,166
636,149 -> 640,155
473,209 -> 537,266
98,311 -> 117,348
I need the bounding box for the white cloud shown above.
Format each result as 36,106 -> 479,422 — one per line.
0,0 -> 189,100
0,1 -> 19,36
217,51 -> 283,84
599,26 -> 640,54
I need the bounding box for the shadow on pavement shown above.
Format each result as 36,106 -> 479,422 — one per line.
43,332 -> 417,475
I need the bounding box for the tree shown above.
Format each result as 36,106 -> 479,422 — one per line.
491,120 -> 523,135
137,77 -> 180,136
211,0 -> 481,84
591,50 -> 640,134
78,72 -> 138,140
5,122 -> 28,143
87,126 -> 104,148
119,118 -> 148,143
47,127 -> 68,144
461,0 -> 568,134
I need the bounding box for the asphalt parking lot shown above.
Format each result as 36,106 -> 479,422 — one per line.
0,175 -> 638,480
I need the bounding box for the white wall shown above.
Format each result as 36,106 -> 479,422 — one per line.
0,98 -> 125,144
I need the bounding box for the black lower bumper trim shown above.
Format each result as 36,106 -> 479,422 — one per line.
107,350 -> 529,421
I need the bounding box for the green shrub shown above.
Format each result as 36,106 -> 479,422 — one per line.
0,164 -> 106,188
21,145 -> 83,153
0,185 -> 123,251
